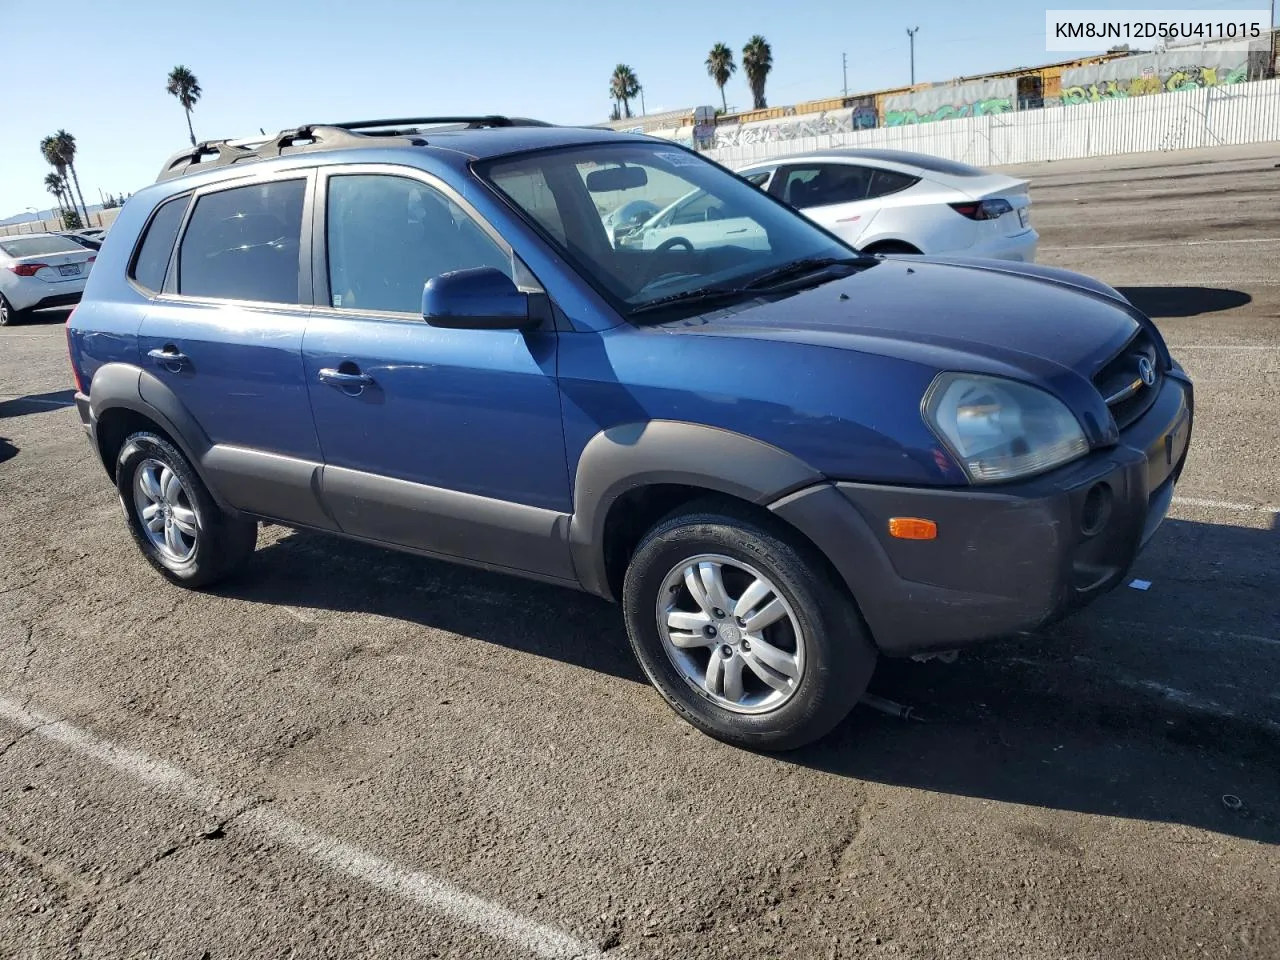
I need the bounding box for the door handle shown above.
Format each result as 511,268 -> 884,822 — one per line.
318,367 -> 375,386
147,346 -> 188,367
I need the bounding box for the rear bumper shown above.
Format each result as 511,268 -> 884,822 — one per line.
962,228 -> 1039,263
770,372 -> 1192,656
29,291 -> 84,311
8,278 -> 86,311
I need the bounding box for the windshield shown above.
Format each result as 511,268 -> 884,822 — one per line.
478,142 -> 855,315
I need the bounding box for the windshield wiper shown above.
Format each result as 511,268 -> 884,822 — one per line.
629,284 -> 757,316
741,255 -> 865,291
628,256 -> 866,318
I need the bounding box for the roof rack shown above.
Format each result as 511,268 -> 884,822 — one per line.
154,115 -> 556,183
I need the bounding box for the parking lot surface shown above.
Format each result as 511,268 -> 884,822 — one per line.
1,143 -> 1278,959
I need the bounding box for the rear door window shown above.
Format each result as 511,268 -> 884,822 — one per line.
775,164 -> 874,209
129,195 -> 190,293
177,179 -> 306,304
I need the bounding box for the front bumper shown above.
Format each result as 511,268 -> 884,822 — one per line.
770,371 -> 1192,656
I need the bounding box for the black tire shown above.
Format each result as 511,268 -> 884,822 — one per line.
622,500 -> 877,751
115,431 -> 257,588
0,294 -> 24,327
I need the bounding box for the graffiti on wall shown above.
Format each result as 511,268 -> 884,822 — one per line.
1058,64 -> 1249,104
882,77 -> 1018,127
711,109 -> 867,149
884,97 -> 1013,125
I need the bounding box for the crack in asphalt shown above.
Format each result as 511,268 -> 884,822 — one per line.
104,795 -> 271,895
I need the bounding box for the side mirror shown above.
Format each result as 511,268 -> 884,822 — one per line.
422,267 -> 534,330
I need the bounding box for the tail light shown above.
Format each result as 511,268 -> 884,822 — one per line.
65,309 -> 85,394
949,199 -> 1014,221
6,262 -> 49,276
87,256 -> 96,263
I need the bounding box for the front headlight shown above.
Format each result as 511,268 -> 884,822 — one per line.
923,373 -> 1089,483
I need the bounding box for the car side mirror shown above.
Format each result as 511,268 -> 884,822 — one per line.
422,267 -> 535,330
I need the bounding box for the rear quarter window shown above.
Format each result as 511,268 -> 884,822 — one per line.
866,169 -> 920,199
129,195 -> 191,294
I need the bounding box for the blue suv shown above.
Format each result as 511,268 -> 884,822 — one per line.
67,117 -> 1193,749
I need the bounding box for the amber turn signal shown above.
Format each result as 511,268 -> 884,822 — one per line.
888,517 -> 937,540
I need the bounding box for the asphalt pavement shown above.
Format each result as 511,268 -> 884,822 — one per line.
1,143 -> 1277,959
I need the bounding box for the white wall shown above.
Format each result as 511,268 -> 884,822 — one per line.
700,77 -> 1280,169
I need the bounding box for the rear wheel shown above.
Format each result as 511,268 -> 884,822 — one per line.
0,294 -> 25,327
116,431 -> 257,587
622,501 -> 877,751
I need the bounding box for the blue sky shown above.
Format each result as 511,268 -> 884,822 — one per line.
3,0 -> 1271,216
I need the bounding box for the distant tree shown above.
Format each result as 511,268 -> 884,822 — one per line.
40,136 -> 69,207
742,35 -> 774,110
52,130 -> 90,227
44,172 -> 69,218
166,65 -> 203,146
706,43 -> 737,113
609,64 -> 640,119
60,208 -> 83,230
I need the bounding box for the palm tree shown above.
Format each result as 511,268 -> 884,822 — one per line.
43,172 -> 69,218
52,130 -> 90,227
706,43 -> 737,113
166,65 -> 202,146
609,64 -> 640,119
742,35 -> 773,110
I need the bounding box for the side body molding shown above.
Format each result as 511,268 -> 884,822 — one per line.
569,420 -> 823,599
87,363 -> 333,528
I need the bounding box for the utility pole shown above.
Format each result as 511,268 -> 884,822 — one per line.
907,26 -> 920,85
842,52 -> 848,97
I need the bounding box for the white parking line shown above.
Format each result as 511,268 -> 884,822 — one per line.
0,696 -> 603,960
1171,496 -> 1280,515
1043,237 -> 1280,251
1097,619 -> 1280,649
1166,344 -> 1278,351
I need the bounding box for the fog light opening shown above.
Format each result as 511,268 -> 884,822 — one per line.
1080,483 -> 1112,537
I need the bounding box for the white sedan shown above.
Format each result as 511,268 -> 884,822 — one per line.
0,233 -> 96,325
735,148 -> 1038,262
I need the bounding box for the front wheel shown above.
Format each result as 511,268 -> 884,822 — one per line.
116,431 -> 258,587
622,501 -> 877,751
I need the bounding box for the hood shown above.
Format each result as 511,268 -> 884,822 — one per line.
665,257 -> 1144,383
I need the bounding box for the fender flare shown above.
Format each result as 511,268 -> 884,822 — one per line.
568,420 -> 822,599
87,363 -> 228,509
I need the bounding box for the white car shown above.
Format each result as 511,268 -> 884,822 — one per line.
615,188 -> 771,252
735,149 -> 1038,262
0,233 -> 96,325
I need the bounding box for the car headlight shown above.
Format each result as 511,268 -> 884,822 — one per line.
923,373 -> 1089,483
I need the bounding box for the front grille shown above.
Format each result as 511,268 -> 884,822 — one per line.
1093,328 -> 1161,430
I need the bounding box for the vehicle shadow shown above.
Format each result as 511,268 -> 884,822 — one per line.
220,514 -> 1278,845
0,389 -> 77,420
1117,285 -> 1252,318
0,436 -> 17,465
220,530 -> 645,683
